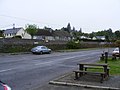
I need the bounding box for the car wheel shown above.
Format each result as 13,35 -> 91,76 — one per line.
40,51 -> 43,54
32,52 -> 35,54
48,51 -> 51,54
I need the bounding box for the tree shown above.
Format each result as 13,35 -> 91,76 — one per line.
79,28 -> 82,33
25,24 -> 38,39
114,30 -> 120,40
105,35 -> 109,42
89,33 -> 94,39
73,27 -> 75,31
67,23 -> 71,33
0,30 -> 4,37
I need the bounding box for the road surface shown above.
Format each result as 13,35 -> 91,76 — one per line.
0,48 -> 112,90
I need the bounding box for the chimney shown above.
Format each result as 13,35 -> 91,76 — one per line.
13,24 -> 15,29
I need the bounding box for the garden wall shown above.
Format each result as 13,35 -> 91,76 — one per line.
0,38 -> 115,53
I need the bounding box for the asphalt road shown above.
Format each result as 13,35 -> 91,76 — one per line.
0,48 -> 113,90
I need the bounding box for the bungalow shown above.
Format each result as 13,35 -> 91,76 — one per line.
3,27 -> 31,39
93,36 -> 105,40
33,29 -> 54,41
53,30 -> 71,41
80,36 -> 88,39
33,29 -> 71,41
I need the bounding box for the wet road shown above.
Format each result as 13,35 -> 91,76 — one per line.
0,48 -> 112,90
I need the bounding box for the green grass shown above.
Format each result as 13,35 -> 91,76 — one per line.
86,58 -> 120,75
98,58 -> 120,75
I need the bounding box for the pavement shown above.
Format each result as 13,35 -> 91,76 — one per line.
47,72 -> 120,90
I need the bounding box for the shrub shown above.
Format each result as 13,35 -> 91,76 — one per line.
66,41 -> 80,49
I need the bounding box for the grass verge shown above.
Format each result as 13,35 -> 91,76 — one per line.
99,58 -> 120,75
86,58 -> 120,75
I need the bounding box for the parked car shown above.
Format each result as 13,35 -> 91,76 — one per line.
112,47 -> 120,57
31,46 -> 51,54
0,80 -> 11,90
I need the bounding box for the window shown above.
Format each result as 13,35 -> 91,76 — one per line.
41,46 -> 47,49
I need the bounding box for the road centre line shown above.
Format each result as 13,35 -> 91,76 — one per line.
0,68 -> 14,73
35,52 -> 100,66
0,52 -> 100,73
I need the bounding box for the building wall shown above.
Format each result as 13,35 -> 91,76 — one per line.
22,31 -> 31,39
4,33 -> 15,38
45,36 -> 54,41
4,28 -> 31,39
16,28 -> 24,38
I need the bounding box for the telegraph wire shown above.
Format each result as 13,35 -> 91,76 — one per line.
0,14 -> 63,29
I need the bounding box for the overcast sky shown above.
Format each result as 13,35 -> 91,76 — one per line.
0,0 -> 120,33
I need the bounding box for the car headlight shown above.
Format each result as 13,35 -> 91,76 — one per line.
35,49 -> 39,51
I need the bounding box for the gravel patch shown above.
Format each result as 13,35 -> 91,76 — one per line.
50,72 -> 120,90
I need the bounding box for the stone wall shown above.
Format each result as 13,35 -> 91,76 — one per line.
0,38 -> 114,53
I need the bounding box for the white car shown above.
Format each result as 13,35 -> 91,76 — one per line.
112,47 -> 119,56
31,46 -> 51,54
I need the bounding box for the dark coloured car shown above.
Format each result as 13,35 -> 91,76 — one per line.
31,46 -> 51,54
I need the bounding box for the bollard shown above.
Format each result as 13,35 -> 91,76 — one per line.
105,52 -> 108,63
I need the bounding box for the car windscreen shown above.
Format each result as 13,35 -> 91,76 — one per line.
115,48 -> 119,51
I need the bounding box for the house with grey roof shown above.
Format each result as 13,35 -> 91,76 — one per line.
53,30 -> 71,41
33,29 -> 71,41
3,27 -> 31,39
33,29 -> 54,41
92,36 -> 105,40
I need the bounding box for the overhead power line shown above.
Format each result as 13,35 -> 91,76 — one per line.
0,24 -> 13,29
0,14 -> 62,28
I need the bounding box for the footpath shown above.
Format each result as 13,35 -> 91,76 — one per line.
34,72 -> 120,90
48,72 -> 120,90
49,73 -> 120,90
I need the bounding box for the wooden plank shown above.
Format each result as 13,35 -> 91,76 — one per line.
84,66 -> 110,69
73,70 -> 105,83
73,70 -> 105,74
77,63 -> 108,66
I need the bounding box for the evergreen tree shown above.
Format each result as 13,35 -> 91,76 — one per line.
67,23 -> 71,33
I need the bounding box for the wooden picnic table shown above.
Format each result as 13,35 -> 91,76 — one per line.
73,63 -> 109,83
77,63 -> 109,76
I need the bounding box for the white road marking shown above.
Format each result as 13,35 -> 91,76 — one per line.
0,68 -> 14,73
35,52 -> 100,66
0,52 -> 100,72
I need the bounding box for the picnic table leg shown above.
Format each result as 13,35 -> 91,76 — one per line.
75,72 -> 78,79
103,66 -> 108,77
100,74 -> 104,83
85,67 -> 87,71
79,64 -> 84,76
107,68 -> 109,76
79,64 -> 84,70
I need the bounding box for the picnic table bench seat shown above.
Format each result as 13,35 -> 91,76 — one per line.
73,70 -> 106,83
84,66 -> 110,76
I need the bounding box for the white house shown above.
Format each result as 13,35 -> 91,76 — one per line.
92,36 -> 105,40
3,27 -> 31,39
80,36 -> 88,39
